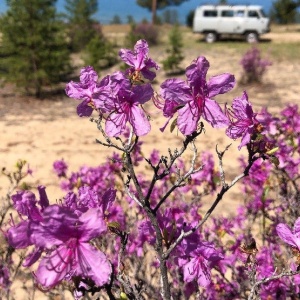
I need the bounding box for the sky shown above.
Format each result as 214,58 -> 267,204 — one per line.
0,0 -> 274,24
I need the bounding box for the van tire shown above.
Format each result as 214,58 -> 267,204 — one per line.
205,32 -> 217,43
245,32 -> 258,43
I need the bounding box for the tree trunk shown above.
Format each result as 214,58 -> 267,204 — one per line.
151,0 -> 157,24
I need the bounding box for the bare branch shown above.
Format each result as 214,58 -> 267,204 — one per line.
248,270 -> 300,300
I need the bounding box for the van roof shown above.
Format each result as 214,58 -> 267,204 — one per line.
197,5 -> 263,10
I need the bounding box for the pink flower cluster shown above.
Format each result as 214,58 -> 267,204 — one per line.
2,40 -> 299,299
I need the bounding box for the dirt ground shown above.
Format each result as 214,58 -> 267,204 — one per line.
1,25 -> 300,216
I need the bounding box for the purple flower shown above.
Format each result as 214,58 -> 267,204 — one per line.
7,187 -> 51,266
0,263 -> 11,290
276,218 -> 300,250
160,56 -> 233,135
53,159 -> 68,177
66,66 -> 100,117
66,66 -> 115,117
31,206 -> 112,289
119,39 -> 159,81
105,83 -> 153,136
225,91 -> 260,150
181,242 -> 223,287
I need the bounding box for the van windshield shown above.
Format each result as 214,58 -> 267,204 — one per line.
259,9 -> 267,18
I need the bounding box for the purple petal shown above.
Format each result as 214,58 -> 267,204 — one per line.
7,221 -> 32,249
177,101 -> 200,135
161,79 -> 192,117
276,223 -> 297,248
23,247 -> 43,267
186,56 -> 209,89
133,39 -> 148,69
31,205 -> 79,248
141,68 -> 157,81
77,101 -> 93,117
76,244 -> 112,287
238,131 -> 252,150
119,49 -> 135,67
203,99 -> 229,128
294,218 -> 300,238
129,105 -> 151,136
34,245 -> 73,288
207,73 -> 235,98
232,91 -> 253,120
65,82 -> 85,99
131,83 -> 153,104
183,258 -> 198,283
105,112 -> 128,137
101,188 -> 116,213
79,208 -> 107,241
38,185 -> 49,210
79,66 -> 98,84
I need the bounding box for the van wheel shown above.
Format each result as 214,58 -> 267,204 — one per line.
205,32 -> 217,43
245,32 -> 258,43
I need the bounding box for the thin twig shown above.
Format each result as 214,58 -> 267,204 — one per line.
248,270 -> 300,300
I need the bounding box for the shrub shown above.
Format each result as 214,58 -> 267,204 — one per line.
125,22 -> 159,47
83,35 -> 118,72
1,40 -> 300,300
162,25 -> 184,74
240,46 -> 272,84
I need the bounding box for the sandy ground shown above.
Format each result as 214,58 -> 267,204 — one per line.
1,25 -> 300,216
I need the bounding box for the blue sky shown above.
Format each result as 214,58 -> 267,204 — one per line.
0,0 -> 274,24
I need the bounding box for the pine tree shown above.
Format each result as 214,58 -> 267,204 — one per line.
64,0 -> 98,52
271,0 -> 300,24
0,0 -> 71,98
84,35 -> 117,72
136,0 -> 188,24
162,24 -> 184,74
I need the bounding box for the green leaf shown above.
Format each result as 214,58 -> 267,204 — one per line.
269,156 -> 280,167
266,147 -> 279,155
170,117 -> 178,133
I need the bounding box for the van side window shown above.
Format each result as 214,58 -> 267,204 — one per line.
221,10 -> 234,17
248,10 -> 260,18
203,10 -> 218,17
236,10 -> 245,17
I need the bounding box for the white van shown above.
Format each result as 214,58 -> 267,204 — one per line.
193,5 -> 270,43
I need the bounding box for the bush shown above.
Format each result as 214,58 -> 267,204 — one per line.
125,22 -> 159,47
162,25 -> 184,74
1,40 -> 300,300
83,35 -> 118,72
240,46 -> 272,84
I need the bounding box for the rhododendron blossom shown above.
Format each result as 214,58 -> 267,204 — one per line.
119,39 -> 159,81
181,242 -> 223,287
105,83 -> 153,136
31,206 -> 111,289
160,56 -> 234,135
66,66 -> 117,117
226,91 -> 260,149
276,218 -> 300,251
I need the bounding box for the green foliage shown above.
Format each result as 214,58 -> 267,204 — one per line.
270,0 -> 300,24
0,0 -> 71,98
127,15 -> 136,24
161,9 -> 179,24
136,0 -> 188,11
110,15 -> 122,24
137,0 -> 187,24
186,9 -> 194,28
64,0 -> 98,52
162,25 -> 184,73
83,35 -> 118,72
